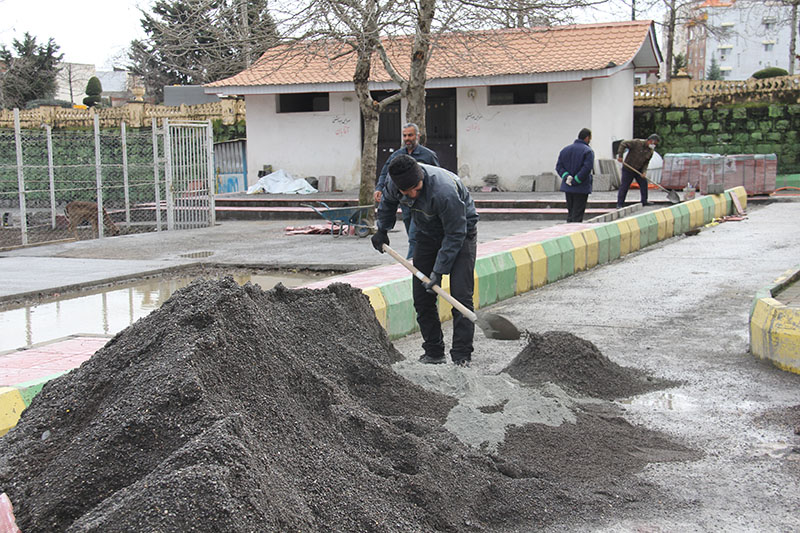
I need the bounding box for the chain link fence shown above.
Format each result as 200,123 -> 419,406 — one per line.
0,112 -> 214,248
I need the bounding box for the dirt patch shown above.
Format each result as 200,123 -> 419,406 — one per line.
503,331 -> 681,400
0,279 -> 695,532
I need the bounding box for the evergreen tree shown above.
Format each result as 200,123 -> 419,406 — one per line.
707,56 -> 723,80
128,0 -> 278,103
83,76 -> 103,107
672,52 -> 687,77
0,33 -> 63,109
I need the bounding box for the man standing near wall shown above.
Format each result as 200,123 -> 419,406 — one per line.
374,123 -> 440,258
555,128 -> 594,223
616,133 -> 661,208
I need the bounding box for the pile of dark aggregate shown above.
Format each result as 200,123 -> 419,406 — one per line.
0,278 -> 694,532
503,331 -> 680,400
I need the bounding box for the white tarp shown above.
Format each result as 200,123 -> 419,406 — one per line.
246,169 -> 318,195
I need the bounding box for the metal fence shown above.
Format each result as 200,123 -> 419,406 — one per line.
0,110 -> 215,248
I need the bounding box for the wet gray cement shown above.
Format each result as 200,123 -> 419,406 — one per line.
392,201 -> 800,531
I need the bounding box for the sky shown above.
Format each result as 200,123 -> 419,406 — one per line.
0,0 -> 149,69
0,0 -> 660,71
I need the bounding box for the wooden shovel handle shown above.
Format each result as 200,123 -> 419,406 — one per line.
382,244 -> 478,322
621,160 -> 672,194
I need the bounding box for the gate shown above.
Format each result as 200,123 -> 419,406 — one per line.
162,119 -> 216,230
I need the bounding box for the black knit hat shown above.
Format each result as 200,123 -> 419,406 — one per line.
389,154 -> 423,191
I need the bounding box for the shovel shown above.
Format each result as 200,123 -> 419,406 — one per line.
382,244 -> 521,340
622,160 -> 682,204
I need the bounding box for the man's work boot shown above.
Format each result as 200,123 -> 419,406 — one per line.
418,353 -> 446,364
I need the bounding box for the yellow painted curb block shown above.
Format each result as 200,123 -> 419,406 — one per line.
569,232 -> 588,272
510,246 -> 533,295
616,219 -> 632,256
0,387 -> 27,437
580,229 -> 599,269
750,267 -> 800,375
363,286 -> 388,330
687,199 -> 704,229
526,242 -> 548,288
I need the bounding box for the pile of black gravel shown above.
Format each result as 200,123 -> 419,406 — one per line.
504,331 -> 680,400
0,279 -> 694,532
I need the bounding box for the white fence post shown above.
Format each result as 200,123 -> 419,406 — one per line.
206,120 -> 216,226
93,114 -> 104,238
13,109 -> 28,246
46,125 -> 56,229
151,118 -> 162,232
164,118 -> 175,231
121,121 -> 131,226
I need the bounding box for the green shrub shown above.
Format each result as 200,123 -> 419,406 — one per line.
83,76 -> 103,107
752,67 -> 789,79
25,99 -> 74,109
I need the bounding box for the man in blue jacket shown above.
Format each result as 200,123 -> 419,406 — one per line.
555,128 -> 594,223
371,154 -> 478,367
374,123 -> 439,258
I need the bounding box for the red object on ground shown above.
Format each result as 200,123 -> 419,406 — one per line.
0,494 -> 21,533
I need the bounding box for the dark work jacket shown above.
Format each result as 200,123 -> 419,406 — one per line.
555,139 -> 594,195
376,164 -> 478,275
617,139 -> 655,174
375,144 -> 439,193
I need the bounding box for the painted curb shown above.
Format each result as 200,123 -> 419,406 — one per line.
750,266 -> 800,374
356,187 -> 747,339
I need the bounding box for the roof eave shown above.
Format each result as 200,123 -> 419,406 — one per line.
205,66 -> 637,96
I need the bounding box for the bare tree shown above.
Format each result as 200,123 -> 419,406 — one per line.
275,0 -> 608,205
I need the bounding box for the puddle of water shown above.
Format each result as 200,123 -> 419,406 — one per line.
0,271 -> 328,353
619,392 -> 697,412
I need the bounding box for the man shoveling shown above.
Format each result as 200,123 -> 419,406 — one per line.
371,155 -> 478,367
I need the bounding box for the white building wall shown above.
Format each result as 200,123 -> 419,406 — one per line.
455,83 -> 590,190
244,71 -> 636,191
244,93 -> 363,189
455,72 -> 633,190
592,70 -> 634,159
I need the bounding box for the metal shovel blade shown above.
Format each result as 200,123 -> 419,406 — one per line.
666,189 -> 682,204
475,312 -> 521,340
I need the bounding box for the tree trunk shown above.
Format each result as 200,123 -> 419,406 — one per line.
403,0 -> 435,145
790,3 -> 798,75
665,0 -> 677,81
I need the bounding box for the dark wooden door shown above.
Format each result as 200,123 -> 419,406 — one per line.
425,88 -> 457,173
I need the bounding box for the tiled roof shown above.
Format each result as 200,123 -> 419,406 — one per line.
207,20 -> 655,89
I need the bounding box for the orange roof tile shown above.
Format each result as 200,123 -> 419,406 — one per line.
207,20 -> 656,89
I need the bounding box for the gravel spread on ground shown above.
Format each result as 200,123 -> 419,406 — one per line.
0,278 -> 697,532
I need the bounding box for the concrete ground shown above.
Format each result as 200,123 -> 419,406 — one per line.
393,200 -> 800,532
1,192 -> 799,530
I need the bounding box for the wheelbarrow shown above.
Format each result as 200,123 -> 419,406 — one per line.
302,202 -> 374,237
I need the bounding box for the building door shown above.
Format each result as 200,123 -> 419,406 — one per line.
425,88 -> 457,174
372,88 -> 457,180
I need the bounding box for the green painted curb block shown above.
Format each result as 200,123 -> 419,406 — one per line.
637,212 -> 658,248
17,378 -> 57,407
605,223 -> 621,261
490,252 -> 518,302
700,196 -> 715,224
555,236 -> 576,279
672,204 -> 690,233
475,256 -> 499,308
541,238 -> 564,283
378,278 -> 416,339
594,225 -> 610,264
